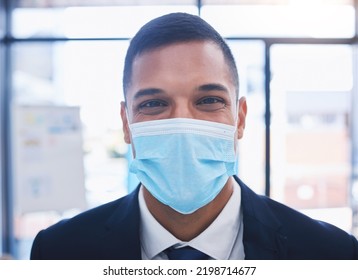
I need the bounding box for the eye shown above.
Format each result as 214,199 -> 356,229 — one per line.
196,96 -> 226,112
138,99 -> 168,115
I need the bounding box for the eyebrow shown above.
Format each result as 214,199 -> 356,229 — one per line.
197,83 -> 229,93
133,83 -> 229,100
133,88 -> 165,100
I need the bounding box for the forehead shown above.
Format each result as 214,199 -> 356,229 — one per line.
127,41 -> 234,97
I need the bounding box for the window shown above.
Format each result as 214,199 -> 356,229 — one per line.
270,44 -> 353,231
6,1 -> 200,261
229,40 -> 266,194
1,0 -> 358,259
12,4 -> 198,38
201,0 -> 355,38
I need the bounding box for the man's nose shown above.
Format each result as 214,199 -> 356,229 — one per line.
171,102 -> 195,119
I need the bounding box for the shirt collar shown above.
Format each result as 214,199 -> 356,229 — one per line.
139,186 -> 179,259
139,179 -> 242,260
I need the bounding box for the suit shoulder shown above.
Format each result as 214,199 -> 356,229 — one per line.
31,189 -> 140,259
258,194 -> 358,258
50,193 -> 132,229
237,177 -> 358,259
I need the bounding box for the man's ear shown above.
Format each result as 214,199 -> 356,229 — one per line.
120,101 -> 131,144
236,97 -> 247,139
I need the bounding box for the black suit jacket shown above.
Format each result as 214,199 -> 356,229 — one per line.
30,177 -> 358,259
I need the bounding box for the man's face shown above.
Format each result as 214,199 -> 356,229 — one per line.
121,41 -> 246,144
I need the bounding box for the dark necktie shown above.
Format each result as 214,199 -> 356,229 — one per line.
165,246 -> 210,260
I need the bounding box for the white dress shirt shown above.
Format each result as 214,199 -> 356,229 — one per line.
139,179 -> 245,260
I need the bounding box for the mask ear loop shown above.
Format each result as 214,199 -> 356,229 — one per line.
233,100 -> 240,158
124,105 -> 137,159
124,101 -> 131,124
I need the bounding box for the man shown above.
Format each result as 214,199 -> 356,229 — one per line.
31,12 -> 358,260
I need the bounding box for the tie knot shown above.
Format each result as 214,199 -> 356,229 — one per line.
165,246 -> 210,260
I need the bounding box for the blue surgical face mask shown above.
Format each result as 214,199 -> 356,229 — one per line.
129,118 -> 237,214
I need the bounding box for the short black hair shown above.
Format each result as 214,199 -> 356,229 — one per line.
123,12 -> 239,100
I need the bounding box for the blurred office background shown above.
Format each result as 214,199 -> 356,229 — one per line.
1,0 -> 358,259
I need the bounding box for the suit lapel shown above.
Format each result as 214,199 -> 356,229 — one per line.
102,186 -> 142,259
235,176 -> 288,259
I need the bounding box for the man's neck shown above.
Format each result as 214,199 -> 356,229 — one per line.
142,178 -> 234,241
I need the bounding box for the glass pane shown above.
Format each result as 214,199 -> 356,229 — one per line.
12,5 -> 198,38
11,41 -> 129,259
203,0 -> 353,4
353,47 -> 358,238
16,0 -> 195,7
270,44 -> 353,233
229,40 -> 266,195
201,3 -> 354,38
